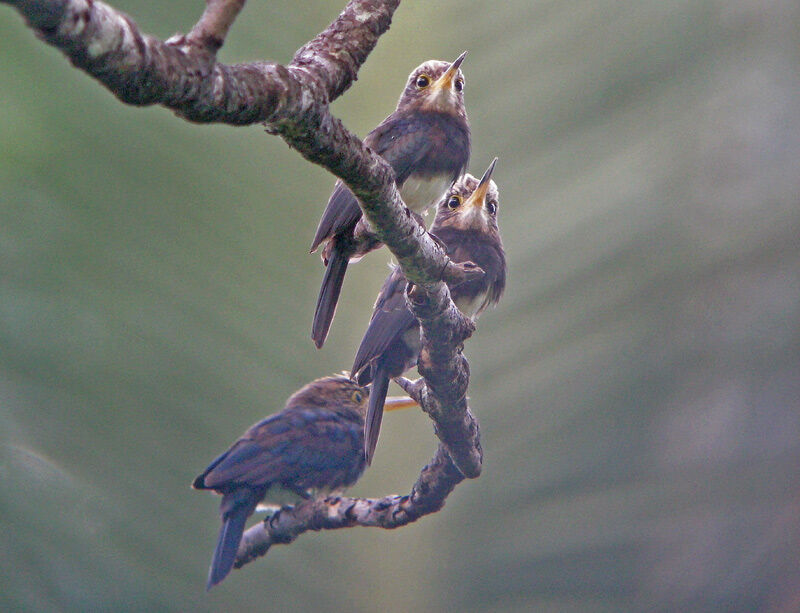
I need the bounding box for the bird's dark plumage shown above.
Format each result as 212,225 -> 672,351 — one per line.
352,160 -> 506,464
311,244 -> 350,348
193,376 -> 370,589
311,53 -> 471,348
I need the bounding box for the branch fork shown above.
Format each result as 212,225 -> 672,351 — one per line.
3,0 -> 488,575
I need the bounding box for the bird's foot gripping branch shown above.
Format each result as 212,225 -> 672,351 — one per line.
5,0 -> 489,578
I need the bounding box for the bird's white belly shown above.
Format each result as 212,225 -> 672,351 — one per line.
400,174 -> 451,214
402,325 -> 422,350
254,483 -> 307,510
454,291 -> 488,320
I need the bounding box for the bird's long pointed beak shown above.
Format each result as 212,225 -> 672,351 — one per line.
383,396 -> 419,411
433,50 -> 467,90
465,157 -> 498,208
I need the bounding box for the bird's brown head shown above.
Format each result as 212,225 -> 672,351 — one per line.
433,158 -> 501,236
286,376 -> 369,416
397,52 -> 468,117
285,376 -> 417,419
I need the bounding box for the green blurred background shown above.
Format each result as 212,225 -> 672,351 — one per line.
2,0 -> 799,610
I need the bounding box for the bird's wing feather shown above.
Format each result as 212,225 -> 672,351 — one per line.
310,181 -> 362,252
310,116 -> 434,251
351,267 -> 416,378
368,114 -> 434,184
197,410 -> 361,490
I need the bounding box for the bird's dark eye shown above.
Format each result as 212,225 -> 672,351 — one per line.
351,390 -> 364,404
454,78 -> 464,92
486,201 -> 498,215
415,75 -> 430,88
447,195 -> 461,209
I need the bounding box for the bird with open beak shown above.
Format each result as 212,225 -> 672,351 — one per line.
310,52 -> 471,349
193,376 -> 416,589
351,159 -> 506,464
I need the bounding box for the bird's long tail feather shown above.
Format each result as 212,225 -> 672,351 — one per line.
207,493 -> 257,590
312,246 -> 349,349
365,362 -> 390,465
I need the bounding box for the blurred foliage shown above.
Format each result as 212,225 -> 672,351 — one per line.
2,0 -> 799,611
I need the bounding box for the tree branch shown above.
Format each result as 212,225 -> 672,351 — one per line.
3,0 -> 397,123
235,445 -> 463,567
185,0 -> 246,52
5,0 -> 487,572
402,283 -> 482,477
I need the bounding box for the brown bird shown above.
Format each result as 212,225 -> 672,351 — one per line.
193,376 -> 416,589
351,159 -> 506,464
310,52 -> 471,348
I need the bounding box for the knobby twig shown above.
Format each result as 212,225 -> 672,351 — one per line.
4,0 -> 485,571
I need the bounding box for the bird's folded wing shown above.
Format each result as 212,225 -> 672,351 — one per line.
351,268 -> 416,378
197,410 -> 361,490
310,115 -> 433,251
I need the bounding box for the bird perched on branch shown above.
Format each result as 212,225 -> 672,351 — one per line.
193,376 -> 416,589
310,52 -> 471,348
351,159 -> 506,464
